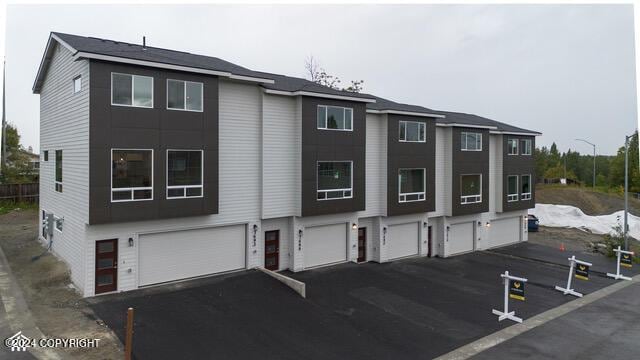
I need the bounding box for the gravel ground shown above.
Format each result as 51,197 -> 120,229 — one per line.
528,226 -> 606,253
0,208 -> 122,359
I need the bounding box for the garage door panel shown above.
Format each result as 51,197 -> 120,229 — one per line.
388,223 -> 419,260
305,224 -> 347,268
448,222 -> 474,256
488,217 -> 521,249
139,225 -> 245,286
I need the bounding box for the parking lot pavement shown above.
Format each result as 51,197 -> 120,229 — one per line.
89,243 -> 631,360
472,281 -> 640,360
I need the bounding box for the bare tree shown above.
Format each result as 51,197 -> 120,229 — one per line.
304,55 -> 364,93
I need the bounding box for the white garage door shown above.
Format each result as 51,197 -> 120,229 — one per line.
304,223 -> 347,268
488,217 -> 521,249
138,225 -> 246,286
388,222 -> 420,260
448,222 -> 475,256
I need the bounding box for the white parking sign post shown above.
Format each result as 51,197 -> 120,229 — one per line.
492,271 -> 528,323
607,246 -> 634,281
555,255 -> 592,297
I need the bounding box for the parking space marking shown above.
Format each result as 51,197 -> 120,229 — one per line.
435,274 -> 639,360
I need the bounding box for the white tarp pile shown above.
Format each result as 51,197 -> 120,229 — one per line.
530,203 -> 640,240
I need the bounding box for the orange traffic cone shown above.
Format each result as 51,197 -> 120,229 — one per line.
560,243 -> 565,252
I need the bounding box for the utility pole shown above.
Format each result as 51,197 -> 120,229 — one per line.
575,139 -> 596,188
624,135 -> 630,250
1,59 -> 6,179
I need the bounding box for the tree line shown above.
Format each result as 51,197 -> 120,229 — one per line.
535,131 -> 639,192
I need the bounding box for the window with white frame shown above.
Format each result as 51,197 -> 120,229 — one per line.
111,73 -> 153,108
460,174 -> 482,204
399,121 -> 426,142
521,139 -> 532,155
55,217 -> 63,232
111,149 -> 153,202
167,79 -> 203,112
317,161 -> 352,200
167,150 -> 203,199
399,168 -> 425,202
73,76 -> 82,93
521,174 -> 532,200
55,150 -> 63,192
507,138 -> 519,155
507,175 -> 518,202
317,105 -> 353,131
461,132 -> 482,151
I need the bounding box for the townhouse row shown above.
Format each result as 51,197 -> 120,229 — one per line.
34,32 -> 539,297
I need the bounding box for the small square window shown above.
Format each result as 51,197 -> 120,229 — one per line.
73,76 -> 82,93
43,150 -> 48,161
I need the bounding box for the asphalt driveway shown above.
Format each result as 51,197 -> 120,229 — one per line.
89,242 -> 637,360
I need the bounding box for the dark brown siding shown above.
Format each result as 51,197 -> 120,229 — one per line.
387,114 -> 436,216
451,127 -> 490,216
502,135 -> 536,212
89,60 -> 218,224
301,97 -> 366,216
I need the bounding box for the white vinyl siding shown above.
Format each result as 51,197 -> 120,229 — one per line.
138,225 -> 246,286
39,43 -> 90,291
361,114 -> 386,217
262,94 -> 299,219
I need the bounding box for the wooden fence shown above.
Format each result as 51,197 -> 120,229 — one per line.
0,183 -> 39,203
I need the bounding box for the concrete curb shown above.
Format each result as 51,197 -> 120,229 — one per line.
435,274 -> 639,360
258,267 -> 306,298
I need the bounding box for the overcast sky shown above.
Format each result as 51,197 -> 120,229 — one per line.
3,4 -> 637,155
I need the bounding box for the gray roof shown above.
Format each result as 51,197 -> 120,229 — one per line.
35,32 -> 540,135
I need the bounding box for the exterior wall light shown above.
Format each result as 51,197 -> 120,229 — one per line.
352,223 -> 358,230
477,221 -> 482,226
486,222 -> 491,227
128,237 -> 134,247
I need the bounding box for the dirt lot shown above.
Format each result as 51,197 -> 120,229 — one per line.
528,226 -> 606,252
536,185 -> 640,216
0,208 -> 122,359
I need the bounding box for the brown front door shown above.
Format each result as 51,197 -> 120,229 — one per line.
358,228 -> 366,262
264,230 -> 279,271
427,226 -> 433,257
95,239 -> 118,294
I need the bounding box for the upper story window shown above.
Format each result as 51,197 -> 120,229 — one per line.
73,76 -> 82,93
317,161 -> 352,200
399,168 -> 425,203
167,150 -> 203,199
521,174 -> 532,200
461,132 -> 482,151
507,175 -> 518,202
111,149 -> 153,202
507,138 -> 519,155
111,73 -> 153,108
317,105 -> 353,131
167,79 -> 203,112
460,174 -> 482,204
55,150 -> 63,193
521,139 -> 532,155
399,121 -> 426,142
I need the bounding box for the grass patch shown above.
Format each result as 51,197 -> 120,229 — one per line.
0,200 -> 38,215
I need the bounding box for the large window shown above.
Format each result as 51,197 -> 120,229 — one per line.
317,105 -> 353,131
111,149 -> 153,202
521,174 -> 532,200
167,79 -> 203,112
317,161 -> 352,200
399,121 -> 426,142
399,168 -> 425,202
460,174 -> 482,204
507,175 -> 518,202
167,150 -> 203,199
507,138 -> 519,155
111,73 -> 153,108
521,139 -> 532,155
461,132 -> 482,151
55,150 -> 63,193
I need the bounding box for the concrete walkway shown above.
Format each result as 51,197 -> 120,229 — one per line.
0,244 -> 61,359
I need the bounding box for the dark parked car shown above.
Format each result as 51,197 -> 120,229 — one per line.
528,214 -> 539,232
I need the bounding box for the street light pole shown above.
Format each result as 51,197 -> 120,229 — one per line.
575,139 -> 596,188
624,135 -> 630,250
